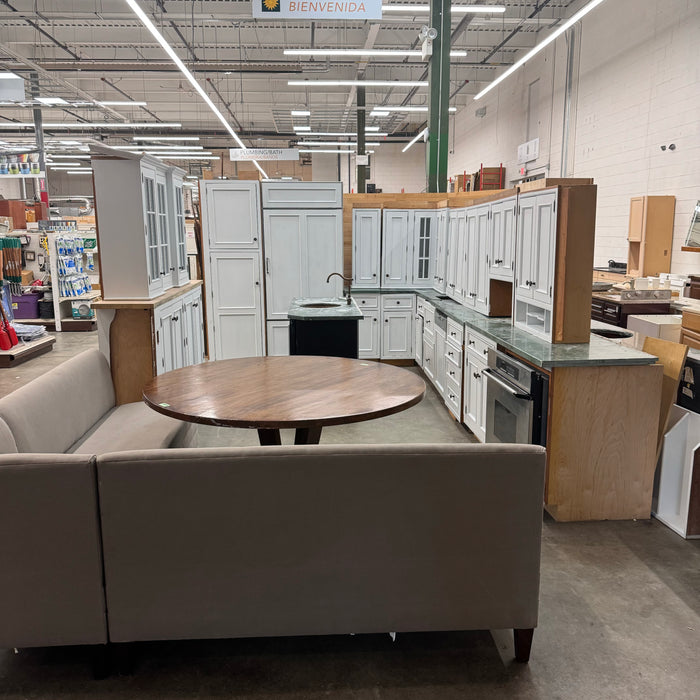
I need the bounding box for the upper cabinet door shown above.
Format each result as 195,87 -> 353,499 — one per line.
628,196 -> 646,242
532,191 -> 557,305
303,210 -> 343,298
474,205 -> 491,313
262,181 -> 342,209
490,202 -> 504,278
263,210 -> 303,320
412,211 -> 435,286
516,195 -> 536,299
502,199 -> 516,277
433,210 -> 448,293
445,210 -> 463,299
454,210 -> 471,304
203,181 -> 261,249
462,208 -> 477,306
382,210 -> 412,288
352,208 -> 381,288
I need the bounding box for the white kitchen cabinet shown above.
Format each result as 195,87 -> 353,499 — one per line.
262,181 -> 342,209
358,308 -> 380,359
267,320 -> 290,356
352,208 -> 381,288
414,311 -> 424,365
432,209 -> 448,293
263,209 -> 343,320
489,196 -> 516,282
413,211 -> 435,287
154,286 -> 204,375
462,329 -> 496,442
514,190 -> 558,340
382,210 -> 412,288
445,209 -> 465,302
434,325 -> 446,398
167,169 -> 190,287
181,287 -> 205,367
473,205 -> 491,315
201,180 -> 266,360
382,299 -> 414,359
207,251 -> 265,360
92,152 -> 186,300
423,334 -> 435,383
203,181 -> 260,249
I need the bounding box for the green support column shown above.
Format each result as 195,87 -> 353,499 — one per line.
427,0 -> 451,193
356,86 -> 366,193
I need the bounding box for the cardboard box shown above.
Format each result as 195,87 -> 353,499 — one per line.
21,270 -> 34,285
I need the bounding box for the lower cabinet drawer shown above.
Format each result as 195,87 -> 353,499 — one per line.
445,360 -> 460,385
445,343 -> 462,369
382,294 -> 415,310
354,294 -> 379,309
681,328 -> 700,350
446,318 -> 464,346
444,375 -> 462,419
466,330 -> 494,360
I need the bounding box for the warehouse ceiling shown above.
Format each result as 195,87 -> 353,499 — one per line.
0,0 -> 578,158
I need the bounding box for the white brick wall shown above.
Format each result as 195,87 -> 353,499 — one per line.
310,143 -> 427,193
449,0 -> 700,275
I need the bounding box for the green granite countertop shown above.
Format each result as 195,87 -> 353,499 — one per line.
288,297 -> 363,321
353,287 -> 658,369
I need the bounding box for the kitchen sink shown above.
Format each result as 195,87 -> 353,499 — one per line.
300,302 -> 342,308
591,328 -> 633,339
436,295 -> 451,300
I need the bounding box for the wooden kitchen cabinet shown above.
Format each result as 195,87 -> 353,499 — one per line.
431,209 -> 448,293
489,197 -> 516,282
627,195 -> 676,277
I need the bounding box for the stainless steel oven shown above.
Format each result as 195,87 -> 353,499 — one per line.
484,349 -> 549,446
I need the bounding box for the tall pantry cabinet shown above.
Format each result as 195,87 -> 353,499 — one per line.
201,180 -> 344,359
262,182 -> 343,355
200,181 -> 266,359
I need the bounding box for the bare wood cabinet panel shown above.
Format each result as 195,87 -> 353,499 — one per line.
546,363 -> 663,521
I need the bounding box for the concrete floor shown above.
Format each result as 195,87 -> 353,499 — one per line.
1,332 -> 700,699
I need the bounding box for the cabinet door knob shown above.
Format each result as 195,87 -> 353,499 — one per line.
173,315 -> 179,322
386,273 -> 389,278
253,237 -> 258,242
384,319 -> 388,322
373,273 -> 376,277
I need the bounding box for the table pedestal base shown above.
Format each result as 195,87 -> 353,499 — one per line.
257,427 -> 323,446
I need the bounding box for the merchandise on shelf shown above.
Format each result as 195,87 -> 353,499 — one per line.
55,233 -> 93,298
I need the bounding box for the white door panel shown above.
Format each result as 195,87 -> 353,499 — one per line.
305,210 -> 343,298
382,210 -> 411,288
352,209 -> 381,288
204,182 -> 260,249
264,211 -> 303,319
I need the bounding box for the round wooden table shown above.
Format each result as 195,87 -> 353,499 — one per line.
143,356 -> 426,445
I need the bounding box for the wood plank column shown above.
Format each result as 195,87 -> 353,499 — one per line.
427,0 -> 451,193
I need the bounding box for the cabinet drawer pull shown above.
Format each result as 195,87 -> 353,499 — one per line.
396,300 -> 400,304
173,315 -> 179,322
193,302 -> 199,308
473,372 -> 480,379
384,319 -> 388,322
448,351 -> 453,357
468,340 -> 475,346
483,349 -> 488,355
449,370 -> 455,377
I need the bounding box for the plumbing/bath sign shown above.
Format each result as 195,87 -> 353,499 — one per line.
229,148 -> 300,161
252,0 -> 381,19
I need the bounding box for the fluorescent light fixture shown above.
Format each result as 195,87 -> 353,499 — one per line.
132,136 -> 200,141
149,155 -> 220,160
300,131 -> 388,137
372,111 -> 390,117
370,106 -> 457,113
185,175 -> 198,179
382,4 -> 505,13
124,0 -> 267,178
475,0 -> 607,100
402,127 -> 428,153
48,154 -> 91,159
365,126 -> 381,132
291,110 -> 311,116
299,149 -> 354,154
293,126 -> 312,132
97,101 -> 148,106
139,151 -> 213,156
47,162 -> 82,167
59,140 -> 81,145
111,144 -> 204,151
284,49 -> 467,58
66,170 -> 94,174
298,141 -> 381,147
288,80 -> 428,87
37,97 -> 69,105
0,122 -> 182,129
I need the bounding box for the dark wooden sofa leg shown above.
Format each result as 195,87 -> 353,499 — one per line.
513,628 -> 534,663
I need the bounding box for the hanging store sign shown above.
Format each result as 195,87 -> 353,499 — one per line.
252,0 -> 382,20
230,148 -> 300,161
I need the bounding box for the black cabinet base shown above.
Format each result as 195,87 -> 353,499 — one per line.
289,319 -> 359,359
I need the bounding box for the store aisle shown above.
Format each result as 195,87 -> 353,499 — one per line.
0,331 -> 99,398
